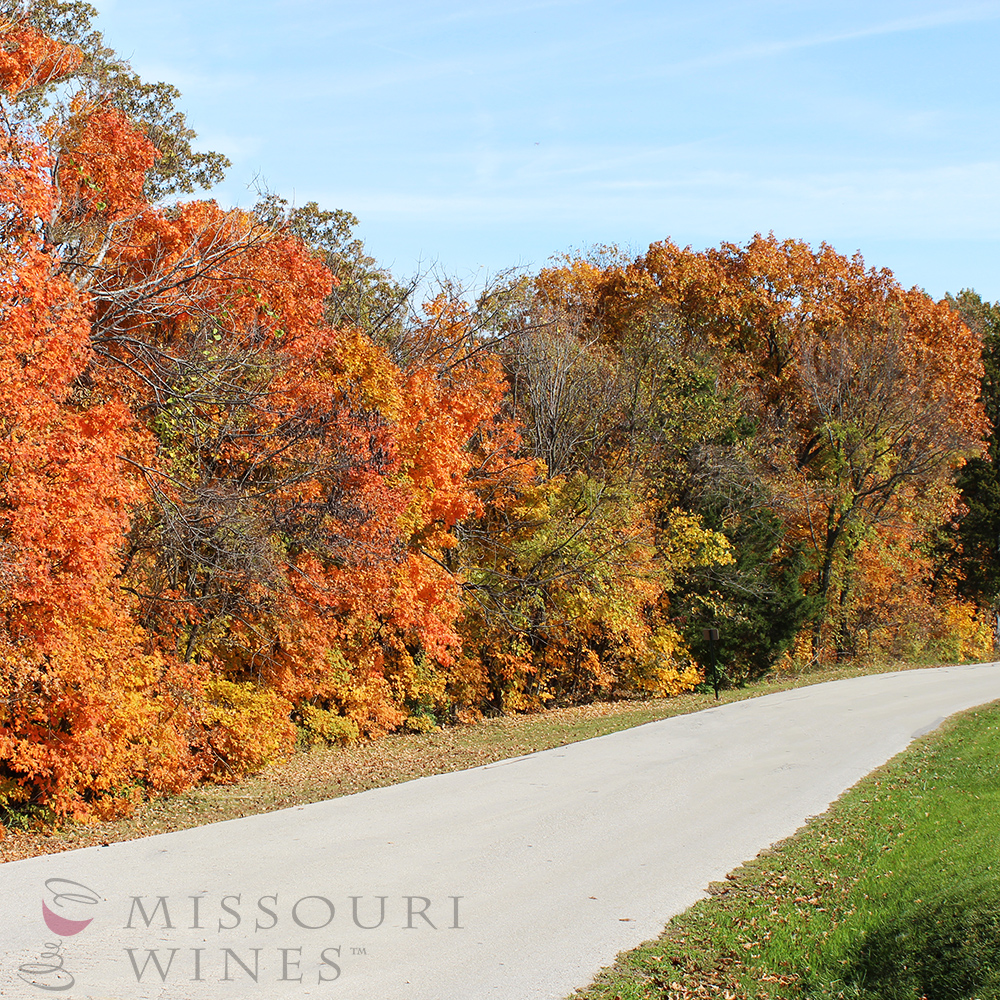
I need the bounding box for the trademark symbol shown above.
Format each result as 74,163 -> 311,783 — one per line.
351,947 -> 367,956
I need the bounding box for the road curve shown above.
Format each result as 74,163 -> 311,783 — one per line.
3,663 -> 1000,1000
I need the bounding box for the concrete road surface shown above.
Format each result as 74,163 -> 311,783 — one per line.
3,663 -> 1000,1000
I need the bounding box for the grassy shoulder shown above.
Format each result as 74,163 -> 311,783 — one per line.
0,656 -> 965,866
568,698 -> 1000,1000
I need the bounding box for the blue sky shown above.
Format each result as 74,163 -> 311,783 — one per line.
90,0 -> 1000,300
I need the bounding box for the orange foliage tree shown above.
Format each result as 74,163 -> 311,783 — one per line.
0,9 -> 516,818
595,235 -> 987,664
0,18 -> 202,821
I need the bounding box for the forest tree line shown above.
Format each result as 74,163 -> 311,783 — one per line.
2,3 -> 998,822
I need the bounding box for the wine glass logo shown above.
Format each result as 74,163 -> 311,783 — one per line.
41,879 -> 100,936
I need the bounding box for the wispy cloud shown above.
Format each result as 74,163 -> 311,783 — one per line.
644,3 -> 1000,77
89,0 -> 1000,299
427,0 -> 585,27
309,159 -> 1000,242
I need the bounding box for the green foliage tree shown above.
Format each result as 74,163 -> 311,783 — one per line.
944,290 -> 1000,633
679,450 -> 817,682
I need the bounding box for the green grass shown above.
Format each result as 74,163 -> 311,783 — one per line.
569,700 -> 1000,1000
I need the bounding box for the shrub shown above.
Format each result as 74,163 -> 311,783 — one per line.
297,705 -> 360,747
201,678 -> 296,777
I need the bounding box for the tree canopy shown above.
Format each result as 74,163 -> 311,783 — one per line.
0,9 -> 993,825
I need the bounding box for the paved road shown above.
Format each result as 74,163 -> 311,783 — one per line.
3,663 -> 1000,1000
